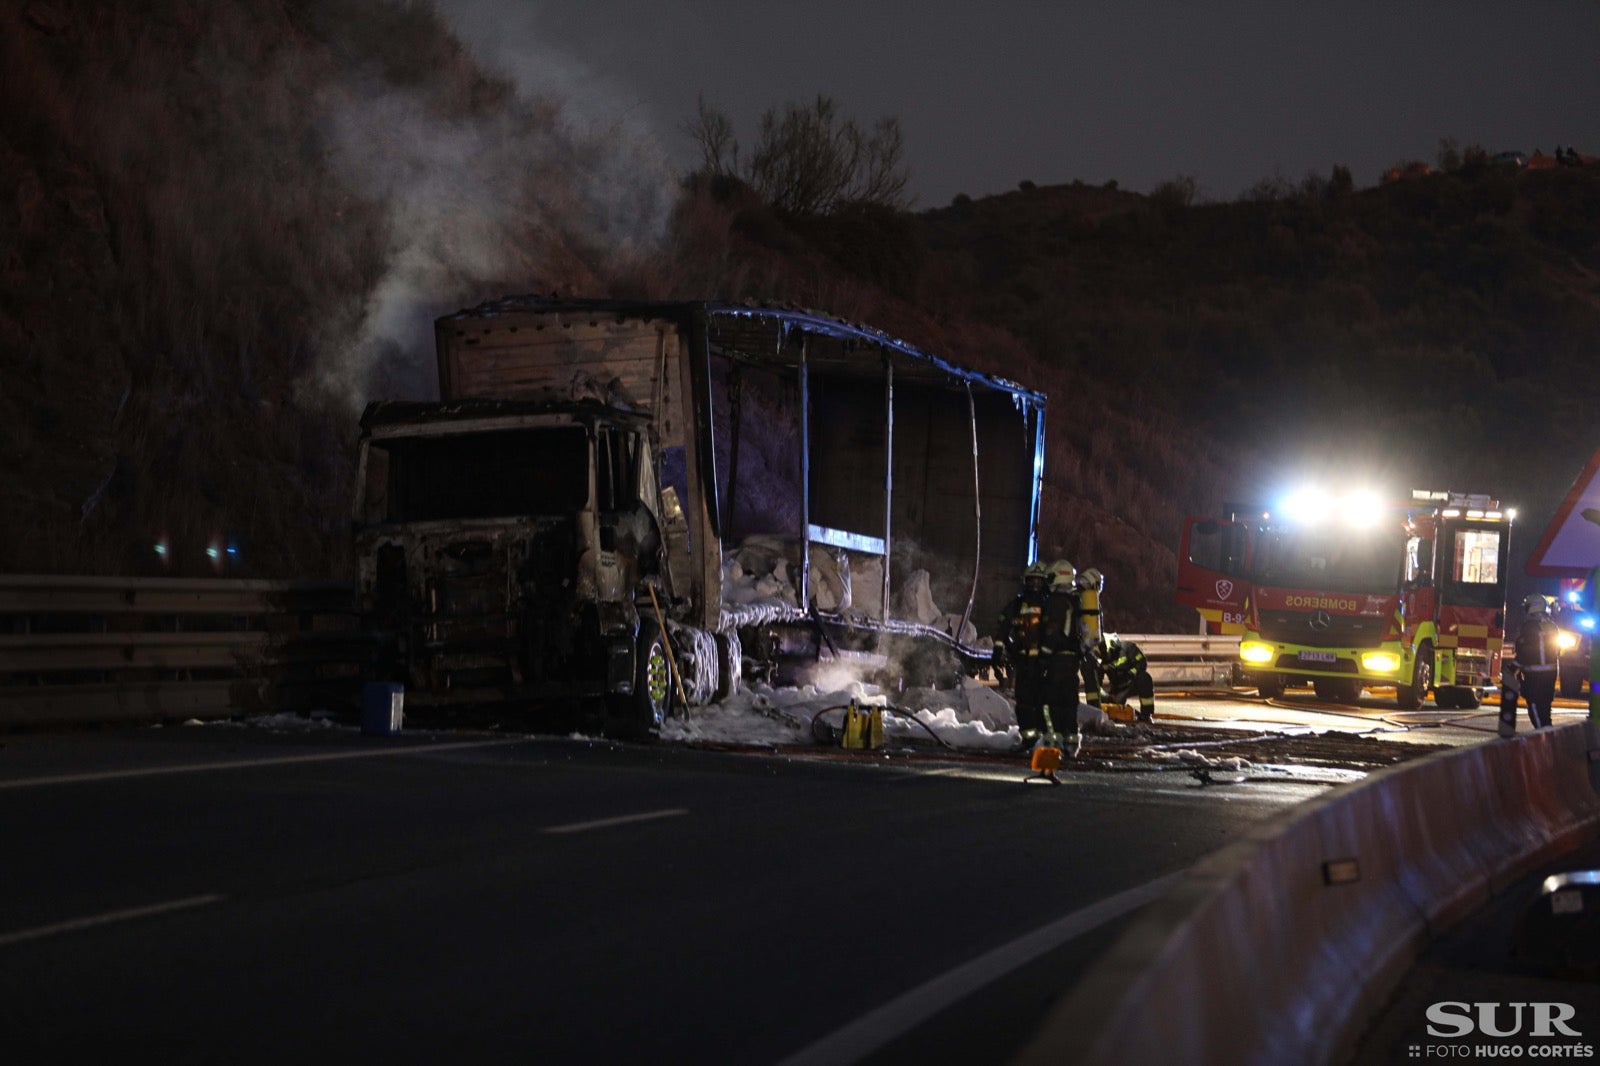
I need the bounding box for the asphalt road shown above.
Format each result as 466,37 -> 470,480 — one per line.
0,719 -> 1333,1065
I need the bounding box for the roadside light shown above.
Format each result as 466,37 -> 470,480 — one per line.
1507,508 -> 1518,521
1360,651 -> 1401,674
1558,631 -> 1579,651
154,542 -> 168,557
205,546 -> 220,560
1240,641 -> 1275,664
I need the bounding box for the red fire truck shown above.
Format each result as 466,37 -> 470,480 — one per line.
1175,489 -> 1514,709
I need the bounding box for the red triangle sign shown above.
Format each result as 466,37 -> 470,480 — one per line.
1527,446 -> 1600,577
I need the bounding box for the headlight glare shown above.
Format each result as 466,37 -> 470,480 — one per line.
1361,652 -> 1401,673
1239,641 -> 1275,665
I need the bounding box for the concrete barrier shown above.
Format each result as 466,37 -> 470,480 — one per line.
1018,721 -> 1600,1066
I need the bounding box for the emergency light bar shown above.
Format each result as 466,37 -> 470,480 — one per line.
1278,488 -> 1391,527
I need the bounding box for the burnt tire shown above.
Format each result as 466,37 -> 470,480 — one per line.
607,620 -> 674,740
1397,642 -> 1433,710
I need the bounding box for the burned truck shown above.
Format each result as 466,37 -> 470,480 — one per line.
353,298 -> 1046,736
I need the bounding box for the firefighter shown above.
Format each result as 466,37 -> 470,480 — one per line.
1095,633 -> 1156,722
1041,559 -> 1084,754
1499,593 -> 1561,736
998,561 -> 1053,747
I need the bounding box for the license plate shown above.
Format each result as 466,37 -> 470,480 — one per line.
1551,890 -> 1584,915
1298,651 -> 1337,664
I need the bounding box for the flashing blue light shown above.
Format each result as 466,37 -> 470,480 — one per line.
1567,590 -> 1582,604
1582,616 -> 1597,632
226,546 -> 238,556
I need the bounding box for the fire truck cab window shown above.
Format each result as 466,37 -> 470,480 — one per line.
1255,527 -> 1406,593
1440,526 -> 1506,608
1405,536 -> 1434,586
1187,520 -> 1248,575
1452,529 -> 1500,584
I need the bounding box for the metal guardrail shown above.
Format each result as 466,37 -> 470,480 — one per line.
0,574 -> 1243,729
0,575 -> 367,728
1128,633 -> 1242,688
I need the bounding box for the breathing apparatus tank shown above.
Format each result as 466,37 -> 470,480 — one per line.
1076,568 -> 1105,651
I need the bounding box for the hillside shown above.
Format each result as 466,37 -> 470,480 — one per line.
4,1 -> 1598,633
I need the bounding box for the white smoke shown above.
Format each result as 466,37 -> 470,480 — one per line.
307,2 -> 677,408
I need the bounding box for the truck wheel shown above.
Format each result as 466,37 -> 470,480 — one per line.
608,620 -> 673,740
1255,674 -> 1285,699
1397,642 -> 1432,710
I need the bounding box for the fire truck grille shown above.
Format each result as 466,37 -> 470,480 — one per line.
1258,610 -> 1388,648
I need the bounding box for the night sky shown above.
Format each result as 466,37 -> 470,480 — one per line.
436,0 -> 1600,207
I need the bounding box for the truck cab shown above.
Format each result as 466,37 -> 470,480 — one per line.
354,399 -> 676,734
1177,490 -> 1512,709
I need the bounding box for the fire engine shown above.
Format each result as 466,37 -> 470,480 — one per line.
1175,489 -> 1514,709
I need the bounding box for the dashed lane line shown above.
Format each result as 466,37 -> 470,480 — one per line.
774,870 -> 1186,1066
541,808 -> 689,834
0,738 -> 535,791
0,894 -> 225,948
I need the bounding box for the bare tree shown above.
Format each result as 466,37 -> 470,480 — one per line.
683,94 -> 911,215
682,94 -> 738,177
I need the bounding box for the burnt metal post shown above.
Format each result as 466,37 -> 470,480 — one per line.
959,381 -> 981,643
882,352 -> 894,622
798,331 -> 811,610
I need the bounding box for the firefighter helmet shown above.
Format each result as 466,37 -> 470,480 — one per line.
1048,559 -> 1077,591
1077,567 -> 1105,592
1523,593 -> 1550,616
1023,561 -> 1051,590
1099,632 -> 1121,659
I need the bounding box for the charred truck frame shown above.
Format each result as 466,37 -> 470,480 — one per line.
1176,489 -> 1513,710
354,299 -> 1046,736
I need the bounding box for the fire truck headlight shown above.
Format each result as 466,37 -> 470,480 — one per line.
1240,641 -> 1275,665
1360,652 -> 1401,674
1558,631 -> 1579,651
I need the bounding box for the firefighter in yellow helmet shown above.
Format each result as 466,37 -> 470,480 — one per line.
1095,633 -> 1156,722
1040,559 -> 1084,755
1499,593 -> 1560,736
997,561 -> 1053,747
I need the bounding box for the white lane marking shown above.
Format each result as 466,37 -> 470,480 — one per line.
542,808 -> 688,835
0,893 -> 224,948
0,738 -> 533,791
774,870 -> 1186,1066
